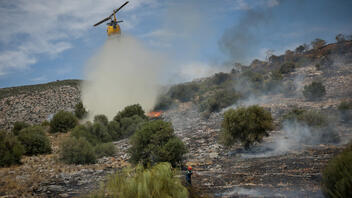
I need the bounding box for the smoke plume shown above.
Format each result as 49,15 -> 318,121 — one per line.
81,35 -> 164,120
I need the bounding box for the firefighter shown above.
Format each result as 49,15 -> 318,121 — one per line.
186,166 -> 193,185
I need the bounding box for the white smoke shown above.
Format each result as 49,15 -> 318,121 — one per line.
81,35 -> 164,120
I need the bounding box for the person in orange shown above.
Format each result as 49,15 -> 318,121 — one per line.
186,166 -> 193,185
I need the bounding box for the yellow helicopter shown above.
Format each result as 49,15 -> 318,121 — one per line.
93,1 -> 129,36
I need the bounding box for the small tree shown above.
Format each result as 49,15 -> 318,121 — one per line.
129,120 -> 187,167
335,33 -> 346,43
114,104 -> 147,122
221,105 -> 274,149
108,120 -> 122,140
74,101 -> 87,119
303,81 -> 326,100
17,126 -> 52,155
94,142 -> 116,158
311,38 -> 326,50
50,111 -> 77,133
322,143 -> 352,198
94,114 -> 109,126
0,131 -> 24,167
60,137 -> 96,164
12,121 -> 30,136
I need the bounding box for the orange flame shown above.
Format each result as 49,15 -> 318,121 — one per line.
147,111 -> 163,118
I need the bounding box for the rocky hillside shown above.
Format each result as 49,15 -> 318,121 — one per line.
0,80 -> 81,130
0,41 -> 351,197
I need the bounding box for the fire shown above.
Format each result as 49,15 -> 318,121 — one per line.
147,111 -> 163,118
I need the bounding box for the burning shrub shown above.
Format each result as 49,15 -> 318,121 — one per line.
60,137 -> 96,164
322,143 -> 352,198
221,105 -> 274,149
113,104 -> 147,122
74,101 -> 87,119
94,142 -> 116,158
279,62 -> 296,74
94,114 -> 109,126
303,81 -> 326,100
50,110 -> 77,133
129,120 -> 187,167
0,131 -> 25,167
12,121 -> 30,136
17,126 -> 52,156
90,163 -> 188,198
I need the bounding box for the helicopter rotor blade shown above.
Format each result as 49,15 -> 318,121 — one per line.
112,1 -> 129,15
116,20 -> 124,23
93,16 -> 111,27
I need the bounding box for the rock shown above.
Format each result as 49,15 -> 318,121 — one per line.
47,185 -> 65,192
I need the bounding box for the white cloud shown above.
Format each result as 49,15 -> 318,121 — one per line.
267,0 -> 279,8
0,0 -> 154,75
30,75 -> 47,82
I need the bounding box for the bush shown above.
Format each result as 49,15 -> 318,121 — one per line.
17,126 -> 52,155
221,105 -> 274,149
338,100 -> 352,111
120,115 -> 145,138
94,142 -> 116,158
322,143 -> 352,198
282,108 -> 328,127
303,81 -> 326,100
71,124 -> 100,146
90,163 -> 188,198
74,101 -> 87,119
107,120 -> 122,140
279,62 -> 296,74
91,122 -> 112,143
129,120 -> 187,167
60,137 -> 96,164
199,89 -> 240,114
94,114 -> 109,126
114,104 -> 147,122
50,111 -> 77,133
12,121 -> 30,136
41,120 -> 50,127
0,131 -> 25,167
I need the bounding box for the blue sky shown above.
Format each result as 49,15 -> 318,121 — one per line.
0,0 -> 351,88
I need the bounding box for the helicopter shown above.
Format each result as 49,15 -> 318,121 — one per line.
93,1 -> 129,36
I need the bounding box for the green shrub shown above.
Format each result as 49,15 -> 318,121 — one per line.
50,111 -> 77,133
74,101 -> 87,119
60,137 -> 96,164
279,62 -> 296,74
211,72 -> 231,85
120,115 -> 145,138
12,121 -> 30,136
107,120 -> 122,140
114,104 -> 147,122
0,131 -> 25,167
94,114 -> 109,126
322,143 -> 352,198
303,81 -> 326,100
90,163 -> 188,198
71,124 -> 100,146
94,142 -> 116,158
18,126 -> 52,156
91,122 -> 112,143
282,108 -> 328,127
41,120 -> 50,127
129,120 -> 187,167
199,89 -> 240,114
221,105 -> 274,149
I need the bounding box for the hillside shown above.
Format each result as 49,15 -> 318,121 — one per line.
0,80 -> 81,130
0,40 -> 352,197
